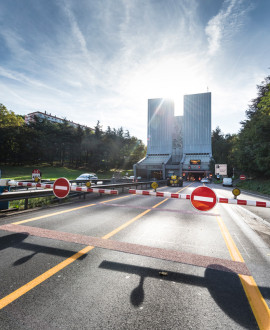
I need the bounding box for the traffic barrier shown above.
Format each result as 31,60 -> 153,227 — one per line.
128,189 -> 270,209
129,189 -> 190,200
7,179 -> 118,198
71,186 -> 118,195
218,197 -> 270,208
8,180 -> 53,189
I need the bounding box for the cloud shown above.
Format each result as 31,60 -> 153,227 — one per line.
0,0 -> 267,143
205,0 -> 250,55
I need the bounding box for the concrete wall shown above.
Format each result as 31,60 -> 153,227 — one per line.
183,92 -> 212,155
147,98 -> 174,155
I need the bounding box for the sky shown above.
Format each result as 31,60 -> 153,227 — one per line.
0,0 -> 269,143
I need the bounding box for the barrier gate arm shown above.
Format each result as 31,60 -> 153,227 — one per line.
6,180 -> 118,196
8,180 -> 53,189
128,189 -> 270,209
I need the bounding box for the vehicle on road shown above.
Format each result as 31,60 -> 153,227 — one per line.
223,177 -> 233,187
167,175 -> 183,187
76,173 -> 98,183
201,178 -> 210,183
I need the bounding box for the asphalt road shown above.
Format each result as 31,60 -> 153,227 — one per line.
0,182 -> 269,329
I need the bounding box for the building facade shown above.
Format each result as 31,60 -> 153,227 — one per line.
134,92 -> 212,180
25,111 -> 90,130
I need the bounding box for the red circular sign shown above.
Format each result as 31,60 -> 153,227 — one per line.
190,186 -> 217,212
32,169 -> 41,174
53,177 -> 70,199
240,175 -> 246,180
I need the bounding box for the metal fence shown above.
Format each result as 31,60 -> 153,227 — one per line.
0,180 -> 167,211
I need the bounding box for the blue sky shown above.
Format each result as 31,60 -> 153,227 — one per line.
0,0 -> 269,143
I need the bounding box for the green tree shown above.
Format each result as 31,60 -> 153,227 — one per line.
0,104 -> 24,127
236,76 -> 270,177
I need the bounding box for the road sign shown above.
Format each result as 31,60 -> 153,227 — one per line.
240,174 -> 246,180
232,188 -> 241,197
190,186 -> 217,212
215,164 -> 227,176
151,182 -> 158,190
32,169 -> 41,181
53,177 -> 70,199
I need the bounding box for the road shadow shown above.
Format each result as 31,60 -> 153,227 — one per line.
99,260 -> 269,329
0,233 -> 29,250
0,232 -> 87,265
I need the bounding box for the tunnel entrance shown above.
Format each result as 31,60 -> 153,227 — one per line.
185,171 -> 205,181
150,171 -> 163,180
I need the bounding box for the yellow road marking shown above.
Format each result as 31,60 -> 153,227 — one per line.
0,183 -> 193,309
12,195 -> 131,225
2,185 -> 190,309
12,204 -> 97,225
152,199 -> 168,208
216,216 -> 270,329
102,209 -> 152,240
0,246 -> 94,310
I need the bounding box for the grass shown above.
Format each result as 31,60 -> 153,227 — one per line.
9,196 -> 56,210
236,179 -> 270,196
0,165 -> 134,181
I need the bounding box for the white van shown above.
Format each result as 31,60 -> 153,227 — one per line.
223,178 -> 233,187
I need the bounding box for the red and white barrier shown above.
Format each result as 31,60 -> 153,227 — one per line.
128,189 -> 270,208
71,186 -> 118,195
7,180 -> 118,196
129,189 -> 190,199
218,197 -> 270,208
8,180 -> 53,189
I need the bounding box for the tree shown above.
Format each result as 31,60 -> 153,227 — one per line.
0,104 -> 24,127
236,76 -> 270,177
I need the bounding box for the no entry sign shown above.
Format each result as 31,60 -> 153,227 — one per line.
191,186 -> 217,211
53,177 -> 70,199
240,174 -> 246,180
32,169 -> 41,181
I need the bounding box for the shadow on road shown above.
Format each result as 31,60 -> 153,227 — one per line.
99,260 -> 269,329
0,232 -> 87,265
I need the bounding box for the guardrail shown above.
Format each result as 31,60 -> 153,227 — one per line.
0,181 -> 167,211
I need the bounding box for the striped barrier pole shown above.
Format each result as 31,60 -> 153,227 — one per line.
7,180 -> 118,196
218,197 -> 270,208
129,189 -> 190,200
8,180 -> 53,189
70,186 -> 118,195
128,189 -> 270,208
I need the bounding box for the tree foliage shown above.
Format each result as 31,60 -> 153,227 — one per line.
211,75 -> 270,178
0,108 -> 146,171
0,104 -> 24,127
236,76 -> 270,176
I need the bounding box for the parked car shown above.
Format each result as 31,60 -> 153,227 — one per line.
201,178 -> 210,183
223,177 -> 233,187
76,173 -> 98,182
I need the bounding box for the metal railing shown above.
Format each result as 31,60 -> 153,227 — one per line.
0,180 -> 167,211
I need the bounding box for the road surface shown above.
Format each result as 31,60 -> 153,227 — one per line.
0,182 -> 269,329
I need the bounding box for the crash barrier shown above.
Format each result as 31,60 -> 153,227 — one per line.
0,178 -> 166,210
129,188 -> 270,212
7,179 -> 118,198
